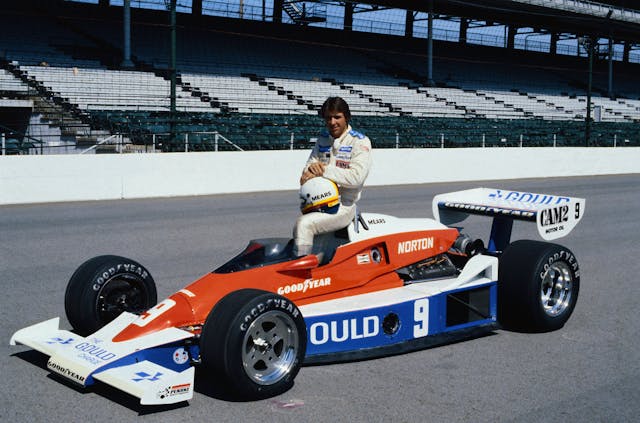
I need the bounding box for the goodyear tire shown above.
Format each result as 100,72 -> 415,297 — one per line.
200,289 -> 306,400
64,255 -> 157,336
498,240 -> 579,332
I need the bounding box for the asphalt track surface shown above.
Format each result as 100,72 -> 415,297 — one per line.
2,174 -> 639,423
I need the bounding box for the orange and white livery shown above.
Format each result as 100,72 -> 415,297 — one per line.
11,187 -> 585,405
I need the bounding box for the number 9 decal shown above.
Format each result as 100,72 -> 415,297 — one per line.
413,299 -> 429,338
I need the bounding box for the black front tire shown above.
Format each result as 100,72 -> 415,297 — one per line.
199,289 -> 306,400
498,240 -> 580,332
64,255 -> 157,336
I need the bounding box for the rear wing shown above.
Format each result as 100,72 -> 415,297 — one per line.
432,188 -> 585,242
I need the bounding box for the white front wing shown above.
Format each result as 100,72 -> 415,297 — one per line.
10,312 -> 196,405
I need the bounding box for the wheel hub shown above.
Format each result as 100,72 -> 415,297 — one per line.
252,337 -> 271,353
242,310 -> 298,386
540,262 -> 573,317
97,276 -> 147,321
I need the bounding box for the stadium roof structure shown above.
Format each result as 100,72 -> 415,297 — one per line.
314,0 -> 640,41
49,1 -> 640,42
4,0 -> 640,62
11,1 -> 639,45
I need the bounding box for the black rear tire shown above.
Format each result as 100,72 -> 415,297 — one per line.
64,255 -> 157,336
498,240 -> 580,332
199,289 -> 306,400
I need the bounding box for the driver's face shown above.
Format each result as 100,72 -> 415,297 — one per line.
324,110 -> 348,139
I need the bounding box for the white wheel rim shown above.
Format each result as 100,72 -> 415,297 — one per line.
241,310 -> 299,385
540,261 -> 573,317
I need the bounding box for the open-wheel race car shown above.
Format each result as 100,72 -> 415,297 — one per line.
10,187 -> 585,405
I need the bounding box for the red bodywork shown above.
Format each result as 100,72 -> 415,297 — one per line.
113,228 -> 459,342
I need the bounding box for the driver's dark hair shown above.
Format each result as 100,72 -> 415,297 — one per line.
320,97 -> 351,122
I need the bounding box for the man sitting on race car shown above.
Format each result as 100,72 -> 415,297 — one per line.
294,96 -> 373,258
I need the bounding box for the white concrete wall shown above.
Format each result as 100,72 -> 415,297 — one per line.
1,147 -> 639,205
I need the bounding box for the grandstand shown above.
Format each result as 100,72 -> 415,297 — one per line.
0,0 -> 639,153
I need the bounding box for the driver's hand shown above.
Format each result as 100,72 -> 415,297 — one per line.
300,170 -> 315,185
308,162 -> 326,176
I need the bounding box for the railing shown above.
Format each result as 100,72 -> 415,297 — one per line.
0,123 -> 46,155
73,131 -> 246,154
80,134 -> 123,154
184,131 -> 245,152
203,2 -> 272,21
4,124 -> 634,156
375,130 -> 636,149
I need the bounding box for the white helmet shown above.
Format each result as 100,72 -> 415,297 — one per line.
299,177 -> 340,214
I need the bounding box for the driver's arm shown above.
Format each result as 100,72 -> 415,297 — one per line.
322,138 -> 372,188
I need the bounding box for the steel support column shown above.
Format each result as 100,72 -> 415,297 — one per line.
121,0 -> 134,68
427,0 -> 434,86
169,0 -> 177,150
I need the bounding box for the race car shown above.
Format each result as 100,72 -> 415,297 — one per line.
10,187 -> 585,405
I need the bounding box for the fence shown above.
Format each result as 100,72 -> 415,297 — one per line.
3,126 -> 636,156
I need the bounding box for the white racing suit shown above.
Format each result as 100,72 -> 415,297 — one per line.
294,125 -> 372,256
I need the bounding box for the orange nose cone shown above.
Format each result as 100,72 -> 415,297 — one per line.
112,293 -> 195,342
